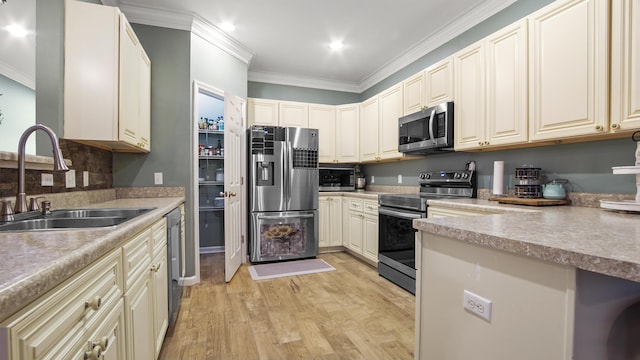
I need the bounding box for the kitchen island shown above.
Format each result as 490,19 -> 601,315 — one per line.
413,198 -> 640,360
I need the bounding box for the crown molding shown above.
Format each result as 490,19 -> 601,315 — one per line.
358,0 -> 518,92
0,61 -> 34,90
116,2 -> 253,66
248,70 -> 360,93
191,16 -> 253,66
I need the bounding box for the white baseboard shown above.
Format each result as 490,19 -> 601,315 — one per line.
200,246 -> 225,254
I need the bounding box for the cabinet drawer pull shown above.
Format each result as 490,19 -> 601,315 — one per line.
151,262 -> 162,272
84,345 -> 102,360
85,296 -> 102,311
92,336 -> 109,352
611,123 -> 620,130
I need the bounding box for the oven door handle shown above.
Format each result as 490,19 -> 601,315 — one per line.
257,213 -> 314,220
378,207 -> 424,220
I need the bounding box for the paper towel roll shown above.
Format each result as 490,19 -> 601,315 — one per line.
493,161 -> 504,195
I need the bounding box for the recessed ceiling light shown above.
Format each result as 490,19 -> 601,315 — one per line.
5,24 -> 28,38
329,41 -> 344,50
220,22 -> 235,32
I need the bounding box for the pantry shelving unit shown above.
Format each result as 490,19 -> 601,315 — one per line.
197,97 -> 226,252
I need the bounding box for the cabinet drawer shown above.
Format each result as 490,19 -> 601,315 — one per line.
348,199 -> 364,212
151,218 -> 167,255
122,227 -> 152,291
363,200 -> 378,215
2,249 -> 123,360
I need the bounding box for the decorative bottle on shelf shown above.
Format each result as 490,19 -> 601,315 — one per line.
217,139 -> 222,155
218,116 -> 224,131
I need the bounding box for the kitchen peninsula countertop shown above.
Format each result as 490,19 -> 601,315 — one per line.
414,198 -> 640,283
0,197 -> 184,322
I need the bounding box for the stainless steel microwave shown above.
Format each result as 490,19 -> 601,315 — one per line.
319,167 -> 355,192
398,101 -> 454,154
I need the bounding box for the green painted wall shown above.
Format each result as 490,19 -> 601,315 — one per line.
248,82 -> 359,105
0,75 -> 36,154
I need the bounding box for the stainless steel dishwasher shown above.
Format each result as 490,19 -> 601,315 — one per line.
165,207 -> 182,330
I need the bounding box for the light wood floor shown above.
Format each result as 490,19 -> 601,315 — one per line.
159,252 -> 415,360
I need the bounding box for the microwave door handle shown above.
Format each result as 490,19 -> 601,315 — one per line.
428,109 -> 436,144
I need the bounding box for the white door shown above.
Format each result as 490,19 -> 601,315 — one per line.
224,93 -> 245,282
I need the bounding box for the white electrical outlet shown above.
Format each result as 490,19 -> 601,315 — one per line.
371,175 -> 375,184
463,290 -> 492,322
83,171 -> 89,187
41,173 -> 54,186
154,172 -> 163,185
65,169 -> 76,188
398,174 -> 403,184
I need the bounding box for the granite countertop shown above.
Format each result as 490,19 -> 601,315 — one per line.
414,198 -> 640,283
0,197 -> 184,323
319,191 -> 384,200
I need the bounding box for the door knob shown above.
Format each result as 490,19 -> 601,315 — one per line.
229,192 -> 237,197
219,191 -> 227,197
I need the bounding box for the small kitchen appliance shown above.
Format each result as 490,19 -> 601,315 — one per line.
600,131 -> 640,212
248,125 -> 320,263
319,166 -> 355,192
398,101 -> 454,154
377,167 -> 477,294
514,165 -> 542,198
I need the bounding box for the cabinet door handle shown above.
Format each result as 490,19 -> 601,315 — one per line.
611,123 -> 620,130
151,262 -> 161,272
85,296 -> 102,311
84,345 -> 102,360
595,125 -> 603,131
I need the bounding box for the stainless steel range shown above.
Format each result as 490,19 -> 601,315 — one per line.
378,169 -> 477,294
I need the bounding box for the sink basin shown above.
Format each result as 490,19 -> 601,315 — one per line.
0,207 -> 155,232
48,208 -> 154,219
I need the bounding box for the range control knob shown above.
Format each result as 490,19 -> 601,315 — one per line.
419,173 -> 426,180
454,172 -> 462,179
462,172 -> 469,179
424,173 -> 431,179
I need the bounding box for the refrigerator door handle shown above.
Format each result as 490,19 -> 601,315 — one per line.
257,213 -> 315,220
285,140 -> 293,207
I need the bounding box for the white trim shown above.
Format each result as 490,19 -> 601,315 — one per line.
200,246 -> 225,254
110,0 -> 516,93
248,70 -> 360,94
181,274 -> 199,287
0,60 -> 35,90
358,0 -> 518,92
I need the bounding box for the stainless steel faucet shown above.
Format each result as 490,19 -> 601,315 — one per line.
14,124 -> 69,213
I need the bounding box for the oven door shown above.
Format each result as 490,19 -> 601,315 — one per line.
250,210 -> 318,263
377,206 -> 425,293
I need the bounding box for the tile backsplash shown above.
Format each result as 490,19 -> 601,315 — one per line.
0,140 -> 113,198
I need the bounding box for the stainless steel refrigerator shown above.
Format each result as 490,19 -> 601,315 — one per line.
248,125 -> 319,263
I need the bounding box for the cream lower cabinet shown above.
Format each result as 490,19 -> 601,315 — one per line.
318,196 -> 343,247
415,232 -> 575,360
0,217 -> 171,360
528,0 -> 609,141
0,247 -> 125,360
611,0 -> 640,132
343,197 -> 378,263
64,0 -> 151,153
123,218 -> 168,360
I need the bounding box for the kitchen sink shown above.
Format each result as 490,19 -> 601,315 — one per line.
47,208 -> 154,219
0,207 -> 155,232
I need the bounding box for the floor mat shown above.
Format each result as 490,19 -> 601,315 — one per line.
248,258 -> 335,280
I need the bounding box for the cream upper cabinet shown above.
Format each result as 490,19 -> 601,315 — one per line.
279,101 -> 309,128
403,71 -> 426,115
336,104 -> 360,163
378,84 -> 404,160
455,20 -> 528,151
64,0 -> 151,153
454,41 -> 486,150
611,0 -> 640,132
425,57 -> 454,107
359,95 -> 380,162
248,98 -> 279,126
309,104 -> 337,163
528,0 -> 609,141
485,19 -> 529,147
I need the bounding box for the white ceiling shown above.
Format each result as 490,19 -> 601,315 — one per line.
0,0 -> 517,93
